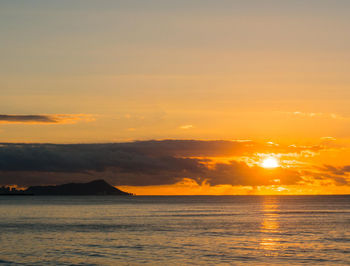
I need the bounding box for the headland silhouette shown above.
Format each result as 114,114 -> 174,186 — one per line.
0,180 -> 132,196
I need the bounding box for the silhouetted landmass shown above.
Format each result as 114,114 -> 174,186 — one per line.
0,186 -> 32,195
0,186 -> 33,195
22,179 -> 133,196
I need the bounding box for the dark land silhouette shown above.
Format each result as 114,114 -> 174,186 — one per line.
0,186 -> 33,195
0,180 -> 132,196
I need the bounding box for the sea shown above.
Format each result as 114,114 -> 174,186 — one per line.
0,195 -> 349,265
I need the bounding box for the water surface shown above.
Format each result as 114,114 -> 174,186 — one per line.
1,196 -> 349,265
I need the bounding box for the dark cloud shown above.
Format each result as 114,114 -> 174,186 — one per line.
0,114 -> 93,124
321,165 -> 346,175
342,165 -> 350,172
305,165 -> 350,186
0,115 -> 57,123
0,140 -> 311,187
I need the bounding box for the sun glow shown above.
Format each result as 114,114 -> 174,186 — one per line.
261,157 -> 279,168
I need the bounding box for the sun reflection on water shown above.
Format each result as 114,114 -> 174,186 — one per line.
260,197 -> 281,253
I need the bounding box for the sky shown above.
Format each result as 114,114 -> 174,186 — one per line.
1,0 -> 350,194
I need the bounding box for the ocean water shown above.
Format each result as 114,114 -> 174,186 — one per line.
0,196 -> 349,265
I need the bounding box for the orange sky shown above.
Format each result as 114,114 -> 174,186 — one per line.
1,1 -> 350,194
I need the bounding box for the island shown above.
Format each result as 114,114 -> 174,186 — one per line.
0,180 -> 133,196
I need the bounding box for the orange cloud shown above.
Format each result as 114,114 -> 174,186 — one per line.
179,125 -> 194,129
287,111 -> 347,120
0,114 -> 94,124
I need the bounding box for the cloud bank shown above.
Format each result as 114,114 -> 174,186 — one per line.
0,140 -> 342,189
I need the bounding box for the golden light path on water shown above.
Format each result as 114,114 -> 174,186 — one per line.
260,197 -> 281,255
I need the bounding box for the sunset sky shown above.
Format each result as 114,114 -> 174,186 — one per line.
1,0 -> 350,194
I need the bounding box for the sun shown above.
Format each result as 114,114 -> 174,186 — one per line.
261,157 -> 279,168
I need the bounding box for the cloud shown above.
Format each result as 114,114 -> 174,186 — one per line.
0,140 -> 310,187
320,136 -> 336,141
287,111 -> 347,120
0,114 -> 94,124
179,125 -> 194,129
301,164 -> 350,186
319,164 -> 350,176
